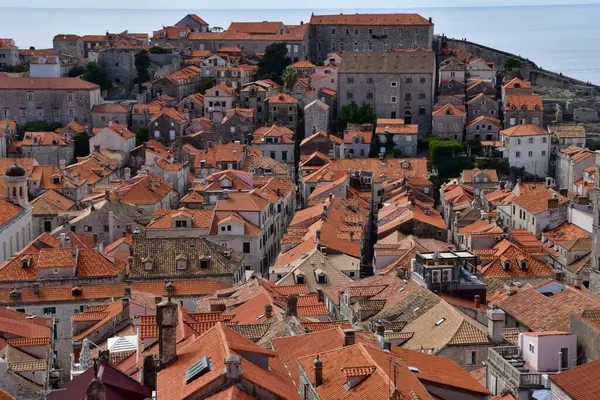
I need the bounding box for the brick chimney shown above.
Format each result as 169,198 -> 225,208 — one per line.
286,295 -> 298,317
343,329 -> 355,346
264,304 -> 273,319
157,299 -> 179,369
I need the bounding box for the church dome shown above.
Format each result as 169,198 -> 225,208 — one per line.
5,162 -> 25,177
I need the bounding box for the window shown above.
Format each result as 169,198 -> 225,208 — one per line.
282,151 -> 287,161
1,109 -> 8,117
43,307 -> 56,315
383,28 -> 388,35
270,151 -> 276,159
414,28 -> 419,34
510,118 -> 516,126
36,108 -> 42,117
542,150 -> 546,156
419,92 -> 426,100
517,138 -> 521,145
366,77 -> 373,84
391,96 -> 397,103
317,42 -> 321,51
354,42 -> 358,51
529,343 -> 535,353
330,41 -> 336,51
391,81 -> 398,87
331,28 -> 336,34
419,107 -> 426,116
354,29 -> 359,34
368,28 -> 373,35
366,92 -> 374,100
53,108 -> 59,117
383,42 -> 388,51
420,77 -> 426,84
345,28 -> 350,34
347,77 -> 354,84
515,151 -> 521,158
346,92 -> 354,99
398,28 -> 404,34
405,77 -> 412,84
404,93 -> 412,101
19,108 -> 25,117
466,350 -> 477,366
67,92 -> 73,102
542,137 -> 547,143
27,92 -> 33,101
243,242 -> 250,253
175,220 -> 187,228
368,42 -> 373,50
68,108 -> 74,117
528,151 -> 533,157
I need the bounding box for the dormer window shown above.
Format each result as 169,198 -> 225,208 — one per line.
533,105 -> 539,111
9,289 -> 21,300
293,269 -> 305,284
175,220 -> 188,228
520,105 -> 526,111
510,105 -> 516,111
166,281 -> 176,292
520,259 -> 528,271
71,286 -> 82,296
52,176 -> 61,184
176,254 -> 188,270
142,257 -> 154,271
315,268 -> 327,284
503,260 -> 511,271
200,255 -> 210,269
21,257 -> 31,269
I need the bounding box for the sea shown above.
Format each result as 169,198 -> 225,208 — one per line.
2,4 -> 600,83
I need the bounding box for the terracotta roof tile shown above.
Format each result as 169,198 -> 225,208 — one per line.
512,187 -> 568,214
310,13 -> 432,25
266,93 -> 297,104
550,358 -> 600,400
0,75 -> 99,90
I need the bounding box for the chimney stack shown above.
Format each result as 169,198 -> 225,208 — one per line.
157,299 -> 178,369
474,295 -> 481,310
94,145 -> 101,153
264,304 -> 273,319
376,324 -> 385,337
486,308 -> 505,342
124,286 -> 131,298
343,329 -> 355,346
314,356 -> 323,387
286,295 -> 298,317
225,354 -> 242,382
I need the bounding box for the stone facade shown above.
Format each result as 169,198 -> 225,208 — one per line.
588,152 -> 600,292
240,85 -> 270,124
91,108 -> 130,129
52,35 -> 84,60
338,51 -> 435,134
0,77 -> 102,127
98,48 -> 139,87
267,96 -> 298,131
304,99 -> 330,138
467,94 -> 498,122
0,39 -> 19,69
309,13 -> 434,62
16,142 -> 74,167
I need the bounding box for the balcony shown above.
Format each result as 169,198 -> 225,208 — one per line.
488,346 -> 543,389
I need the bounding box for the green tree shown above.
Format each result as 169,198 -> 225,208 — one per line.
135,50 -> 151,93
74,132 -> 90,158
257,42 -> 291,84
464,137 -> 482,156
3,65 -> 29,73
282,65 -> 298,91
334,101 -> 376,133
68,65 -> 85,77
148,46 -> 170,54
475,157 -> 510,175
211,26 -> 224,32
200,78 -> 216,94
135,127 -> 149,146
18,120 -> 62,135
504,57 -> 523,71
82,62 -> 112,90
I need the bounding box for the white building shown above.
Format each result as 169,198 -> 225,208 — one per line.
510,187 -> 569,236
500,124 -> 551,178
89,123 -> 136,154
29,56 -> 61,78
0,162 -> 33,263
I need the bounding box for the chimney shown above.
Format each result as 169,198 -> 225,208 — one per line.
378,152 -> 384,160
225,354 -> 242,382
474,295 -> 481,310
264,304 -> 273,319
33,283 -> 39,296
98,349 -> 110,364
376,324 -> 385,337
60,233 -> 67,248
104,190 -> 110,201
313,356 -> 323,387
315,229 -> 321,241
547,197 -> 559,209
317,289 -> 323,303
124,167 -> 131,183
124,285 -> 131,298
286,295 -> 298,317
486,308 -> 505,342
94,145 -> 101,153
343,329 -> 355,346
157,299 -> 178,369
428,17 -> 432,23
210,303 -> 226,312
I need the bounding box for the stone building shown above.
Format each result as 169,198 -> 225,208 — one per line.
204,83 -> 236,125
343,129 -> 372,158
338,51 -> 435,133
304,99 -> 330,138
152,66 -> 202,102
309,13 -> 434,62
178,93 -> 204,120
8,131 -> 74,167
240,80 -> 280,124
131,103 -> 162,131
466,93 -> 498,122
30,189 -> 74,235
0,75 -> 102,126
432,103 -> 466,141
175,14 -> 210,32
216,65 -> 257,90
91,104 -> 130,129
375,118 -> 418,156
504,94 -> 544,127
252,125 -> 295,164
500,124 -> 551,178
555,146 -> 595,192
52,34 -> 84,59
591,152 -> 600,292
466,116 -> 502,142
89,122 -> 136,153
266,93 -> 298,131
0,39 -> 19,69
97,47 -> 141,87
148,107 -> 189,144
220,108 -> 255,144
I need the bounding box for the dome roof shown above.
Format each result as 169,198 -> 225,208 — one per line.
5,162 -> 25,177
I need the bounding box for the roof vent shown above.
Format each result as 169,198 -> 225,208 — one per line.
185,356 -> 212,384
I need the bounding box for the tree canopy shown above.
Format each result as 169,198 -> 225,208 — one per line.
74,132 -> 90,158
334,101 -> 376,132
257,43 -> 291,84
282,66 -> 298,91
67,65 -> 85,77
18,120 -> 62,135
135,50 -> 151,93
82,62 -> 112,91
200,78 -> 216,95
148,46 -> 170,54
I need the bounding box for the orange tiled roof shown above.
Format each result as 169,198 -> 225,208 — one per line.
432,103 -> 465,116
0,75 -> 99,90
550,358 -> 600,400
146,208 -> 213,229
476,241 -> 552,279
505,94 -> 542,111
0,199 -> 24,227
266,93 -> 297,104
501,123 -> 548,137
503,77 -> 532,89
227,21 -> 283,35
130,280 -> 228,297
111,174 -> 172,205
91,104 -> 129,113
512,187 -> 568,214
461,168 -> 498,184
6,337 -> 49,347
467,115 -> 501,128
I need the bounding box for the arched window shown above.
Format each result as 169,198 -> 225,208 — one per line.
12,187 -> 16,197
19,187 -> 23,197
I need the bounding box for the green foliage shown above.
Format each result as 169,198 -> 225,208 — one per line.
200,78 -> 216,95
282,65 -> 298,91
148,46 -> 170,54
464,137 -> 483,156
334,101 -> 376,133
74,132 -> 90,158
135,128 -> 149,146
82,62 -> 112,90
211,26 -> 224,32
428,138 -> 463,165
135,50 -> 151,93
504,57 -> 523,71
68,65 -> 85,77
2,64 -> 29,73
475,157 -> 510,176
18,120 -> 62,135
257,42 -> 291,84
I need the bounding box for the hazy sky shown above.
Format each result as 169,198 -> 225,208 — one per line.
4,0 -> 599,8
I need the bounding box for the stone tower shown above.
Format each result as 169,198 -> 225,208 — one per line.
157,298 -> 179,369
589,151 -> 600,292
4,162 -> 29,209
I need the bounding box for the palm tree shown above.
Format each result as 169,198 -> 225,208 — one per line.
282,66 -> 298,92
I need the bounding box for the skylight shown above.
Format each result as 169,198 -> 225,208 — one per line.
435,318 -> 446,326
185,356 -> 211,384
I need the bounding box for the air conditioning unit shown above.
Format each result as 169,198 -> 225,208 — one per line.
431,269 -> 441,284
442,268 -> 453,282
